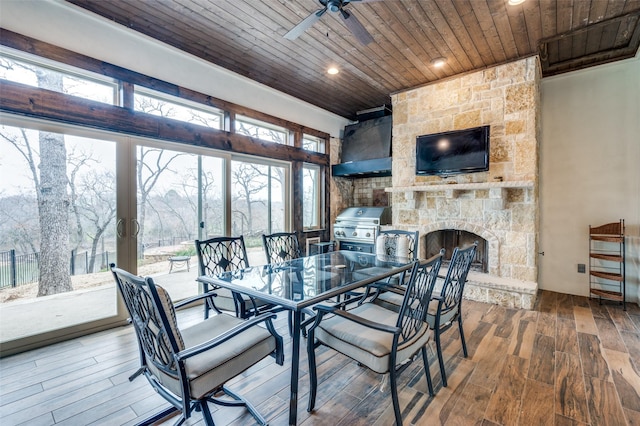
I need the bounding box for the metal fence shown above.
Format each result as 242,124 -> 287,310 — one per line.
0,249 -> 114,289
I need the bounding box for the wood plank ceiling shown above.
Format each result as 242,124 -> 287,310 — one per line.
65,0 -> 640,120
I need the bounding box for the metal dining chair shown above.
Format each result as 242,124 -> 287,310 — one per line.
306,252 -> 444,426
195,235 -> 270,319
348,229 -> 419,302
111,265 -> 284,426
373,242 -> 478,387
262,231 -> 302,264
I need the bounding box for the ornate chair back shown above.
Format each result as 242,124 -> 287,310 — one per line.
396,251 -> 444,342
376,230 -> 419,260
196,235 -> 250,275
262,232 -> 301,264
437,242 -> 478,321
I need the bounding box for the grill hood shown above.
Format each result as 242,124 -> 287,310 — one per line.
335,207 -> 392,225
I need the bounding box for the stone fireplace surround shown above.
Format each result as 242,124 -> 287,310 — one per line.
383,182 -> 538,309
331,57 -> 541,309
387,57 -> 540,309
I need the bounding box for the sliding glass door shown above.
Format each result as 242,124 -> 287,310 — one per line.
0,123 -> 119,345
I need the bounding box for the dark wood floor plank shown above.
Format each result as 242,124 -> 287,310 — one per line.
444,382 -> 492,425
574,305 -> 599,335
557,317 -> 580,355
3,291 -> 640,425
555,351 -> 590,423
468,333 -> 509,390
536,311 -> 557,337
586,376 -> 627,426
507,318 -> 536,359
578,332 -> 611,381
623,407 -> 640,425
621,330 -> 640,371
484,354 -> 528,424
594,316 -> 628,352
604,348 -> 640,412
557,292 -> 575,320
529,333 -> 555,385
607,307 -> 639,333
518,378 -> 555,425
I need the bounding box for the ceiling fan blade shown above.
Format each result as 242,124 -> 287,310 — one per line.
340,9 -> 374,45
284,8 -> 327,40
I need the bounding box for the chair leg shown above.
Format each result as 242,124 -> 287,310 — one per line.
434,329 -> 448,388
389,370 -> 403,426
307,330 -> 318,412
421,346 -> 435,396
199,400 -> 215,425
210,386 -> 268,426
458,317 -> 468,358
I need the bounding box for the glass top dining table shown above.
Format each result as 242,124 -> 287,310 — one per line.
197,250 -> 415,425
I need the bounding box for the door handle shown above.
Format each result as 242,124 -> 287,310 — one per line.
131,219 -> 140,237
116,218 -> 125,238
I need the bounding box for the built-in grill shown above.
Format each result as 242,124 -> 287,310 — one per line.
333,207 -> 392,253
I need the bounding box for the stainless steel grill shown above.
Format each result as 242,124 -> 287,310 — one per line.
333,207 -> 392,252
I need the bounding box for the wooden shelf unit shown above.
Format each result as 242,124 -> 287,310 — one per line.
589,219 -> 626,310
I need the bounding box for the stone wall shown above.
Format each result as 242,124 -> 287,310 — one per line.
390,56 -> 541,284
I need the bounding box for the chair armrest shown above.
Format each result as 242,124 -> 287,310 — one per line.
177,312 -> 279,360
173,292 -> 217,309
313,304 -> 400,335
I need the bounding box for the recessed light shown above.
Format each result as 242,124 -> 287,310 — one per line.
508,0 -> 526,5
327,67 -> 339,75
431,57 -> 446,68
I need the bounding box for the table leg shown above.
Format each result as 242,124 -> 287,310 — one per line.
289,309 -> 302,425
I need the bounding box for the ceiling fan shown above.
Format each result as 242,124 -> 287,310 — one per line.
284,0 -> 378,45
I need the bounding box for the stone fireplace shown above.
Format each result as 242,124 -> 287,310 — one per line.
385,56 -> 541,309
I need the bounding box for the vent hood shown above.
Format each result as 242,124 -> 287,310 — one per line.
332,112 -> 392,178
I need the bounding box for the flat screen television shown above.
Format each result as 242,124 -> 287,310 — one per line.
415,125 -> 490,176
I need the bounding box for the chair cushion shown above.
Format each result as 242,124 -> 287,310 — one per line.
374,290 -> 404,312
150,313 -> 277,399
155,285 -> 185,350
210,288 -> 271,313
426,299 -> 459,329
315,303 -> 431,374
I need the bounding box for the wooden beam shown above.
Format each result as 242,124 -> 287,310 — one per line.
0,80 -> 329,166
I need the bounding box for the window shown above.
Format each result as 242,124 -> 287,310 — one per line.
0,50 -> 117,105
235,115 -> 289,145
303,164 -> 321,230
302,134 -> 325,153
134,88 -> 224,129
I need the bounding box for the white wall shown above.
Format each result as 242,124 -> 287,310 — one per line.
0,0 -> 349,138
539,55 -> 640,303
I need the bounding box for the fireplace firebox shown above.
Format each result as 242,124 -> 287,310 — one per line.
426,229 -> 488,272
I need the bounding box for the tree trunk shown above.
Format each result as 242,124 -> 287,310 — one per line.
36,71 -> 72,296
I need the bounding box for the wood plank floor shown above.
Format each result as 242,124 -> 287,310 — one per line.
2,290 -> 640,425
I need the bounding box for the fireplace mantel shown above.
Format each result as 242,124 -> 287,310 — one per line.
385,180 -> 534,193
385,180 -> 534,209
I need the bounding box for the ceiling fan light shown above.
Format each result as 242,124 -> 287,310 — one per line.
431,57 -> 446,67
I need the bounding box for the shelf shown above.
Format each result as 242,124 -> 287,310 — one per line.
589,219 -> 625,309
590,235 -> 624,243
385,180 -> 534,193
590,288 -> 624,301
590,271 -> 623,282
590,253 -> 623,262
385,180 -> 534,210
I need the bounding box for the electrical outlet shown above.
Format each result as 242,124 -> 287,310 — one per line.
577,264 -> 586,273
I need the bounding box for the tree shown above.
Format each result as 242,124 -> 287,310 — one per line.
231,162 -> 268,235
136,146 -> 183,256
76,169 -> 116,271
